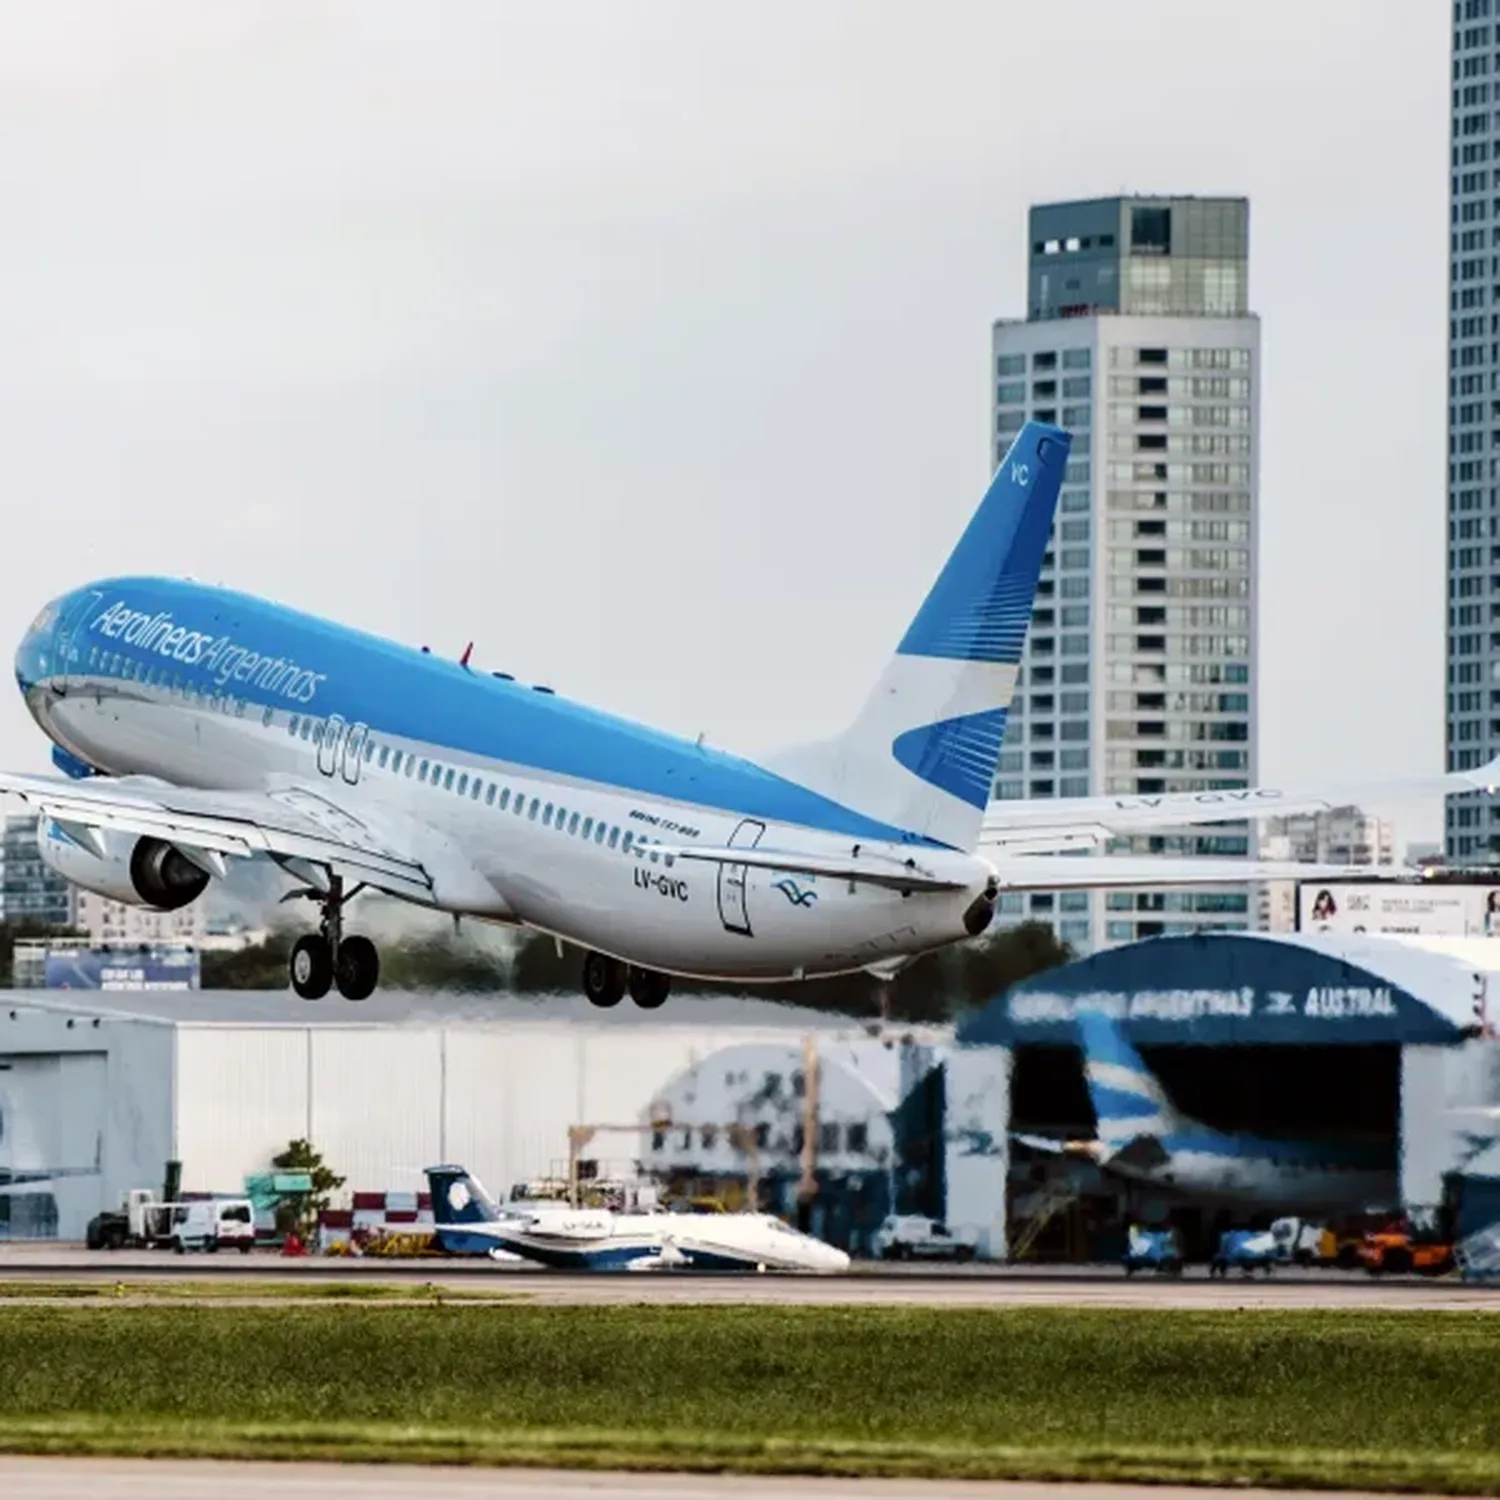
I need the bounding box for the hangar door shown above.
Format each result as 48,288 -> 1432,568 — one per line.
0,1053 -> 106,1239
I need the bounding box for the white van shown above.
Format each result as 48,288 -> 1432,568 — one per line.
871,1214 -> 978,1262
169,1198 -> 256,1254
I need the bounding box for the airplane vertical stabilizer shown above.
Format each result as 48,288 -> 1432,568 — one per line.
764,421 -> 1069,851
1075,1010 -> 1191,1162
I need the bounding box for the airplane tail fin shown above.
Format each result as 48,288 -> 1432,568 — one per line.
424,1164 -> 502,1226
764,421 -> 1069,851
1074,1010 -> 1183,1162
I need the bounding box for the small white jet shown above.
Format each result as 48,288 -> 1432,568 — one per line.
3,420 -> 1482,1005
425,1165 -> 850,1274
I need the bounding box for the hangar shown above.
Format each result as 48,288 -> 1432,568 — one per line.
956,931 -> 1500,1260
0,987 -> 860,1241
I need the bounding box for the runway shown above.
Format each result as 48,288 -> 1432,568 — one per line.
0,1458 -> 1436,1500
1,1244 -> 1495,1309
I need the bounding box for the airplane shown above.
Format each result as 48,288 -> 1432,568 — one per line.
424,1164 -> 851,1273
2,419 -> 1490,1006
1015,1009 -> 1397,1214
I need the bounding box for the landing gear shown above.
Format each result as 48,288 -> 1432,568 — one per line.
335,935 -> 380,1002
628,966 -> 670,1010
583,952 -> 626,1008
286,873 -> 379,1002
290,934 -> 333,1000
580,953 -> 671,1009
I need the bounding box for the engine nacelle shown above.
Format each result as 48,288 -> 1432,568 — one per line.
37,822 -> 211,912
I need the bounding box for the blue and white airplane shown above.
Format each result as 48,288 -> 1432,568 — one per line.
2,421 -> 1483,1005
425,1164 -> 850,1273
1017,1010 -> 1397,1214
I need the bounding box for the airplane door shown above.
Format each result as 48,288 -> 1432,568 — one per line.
717,818 -> 765,938
317,715 -> 346,777
341,722 -> 367,785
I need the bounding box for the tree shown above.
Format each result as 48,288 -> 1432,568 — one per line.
0,919 -> 83,986
271,1138 -> 345,1241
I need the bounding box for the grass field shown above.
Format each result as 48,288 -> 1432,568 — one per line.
1,1304 -> 1498,1489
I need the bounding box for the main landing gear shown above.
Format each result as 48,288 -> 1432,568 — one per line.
287,873 -> 380,1002
582,951 -> 670,1010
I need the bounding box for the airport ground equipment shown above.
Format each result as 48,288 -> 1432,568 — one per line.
1122,1224 -> 1184,1276
1357,1220 -> 1455,1275
1209,1228 -> 1278,1276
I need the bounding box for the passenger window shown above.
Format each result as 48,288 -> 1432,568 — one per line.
364,740 -> 375,762
300,719 -> 312,740
419,759 -> 429,779
621,831 -> 634,853
595,823 -> 606,844
568,812 -> 580,835
472,778 -> 482,800
378,746 -> 389,769
648,845 -> 659,864
544,803 -> 554,824
608,827 -> 620,849
486,783 -> 496,805
581,817 -> 593,840
289,715 -> 299,736
528,799 -> 539,820
498,788 -> 509,811
262,706 -> 273,728
444,768 -> 456,791
405,755 -> 415,777
458,773 -> 469,795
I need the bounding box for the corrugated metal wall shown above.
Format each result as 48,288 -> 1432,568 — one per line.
173,1021 -> 826,1201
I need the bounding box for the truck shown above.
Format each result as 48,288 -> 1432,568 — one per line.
85,1188 -> 256,1254
1122,1225 -> 1184,1276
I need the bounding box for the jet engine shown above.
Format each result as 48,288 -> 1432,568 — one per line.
36,821 -> 211,912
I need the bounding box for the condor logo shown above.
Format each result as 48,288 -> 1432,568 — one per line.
635,869 -> 688,902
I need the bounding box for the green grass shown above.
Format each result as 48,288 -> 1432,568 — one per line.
2,1305 -> 1500,1489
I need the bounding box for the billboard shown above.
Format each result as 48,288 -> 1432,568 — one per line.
1297,882 -> 1500,938
43,948 -> 200,991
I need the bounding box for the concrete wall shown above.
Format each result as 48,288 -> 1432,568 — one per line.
172,1019 -> 841,1204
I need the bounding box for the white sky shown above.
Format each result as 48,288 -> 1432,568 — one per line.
0,2 -> 1451,845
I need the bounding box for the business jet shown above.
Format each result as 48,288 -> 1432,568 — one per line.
1016,1010 -> 1397,1214
425,1164 -> 850,1273
3,421 -> 1487,1005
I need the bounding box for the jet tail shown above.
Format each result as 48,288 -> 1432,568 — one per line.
1075,1010 -> 1188,1167
764,421 -> 1070,852
424,1164 -> 502,1226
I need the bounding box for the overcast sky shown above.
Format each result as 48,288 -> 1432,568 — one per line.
0,2 -> 1451,846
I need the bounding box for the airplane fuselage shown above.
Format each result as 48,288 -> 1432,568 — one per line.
15,578 -> 991,983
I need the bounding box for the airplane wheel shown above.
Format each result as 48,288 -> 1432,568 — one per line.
335,935 -> 380,1002
290,935 -> 333,1000
582,952 -> 626,1007
629,967 -> 670,1009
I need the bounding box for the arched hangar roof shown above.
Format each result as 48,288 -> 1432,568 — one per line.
956,932 -> 1495,1048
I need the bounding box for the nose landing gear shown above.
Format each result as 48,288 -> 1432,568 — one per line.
287,873 -> 380,1002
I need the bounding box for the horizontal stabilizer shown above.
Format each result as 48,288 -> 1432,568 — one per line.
656,844 -> 968,892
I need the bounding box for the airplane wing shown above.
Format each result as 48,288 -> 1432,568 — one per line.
989,855 -> 1418,890
0,771 -> 433,901
981,754 -> 1500,853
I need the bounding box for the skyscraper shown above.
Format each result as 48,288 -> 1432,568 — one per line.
1449,2 -> 1500,859
991,196 -> 1260,951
